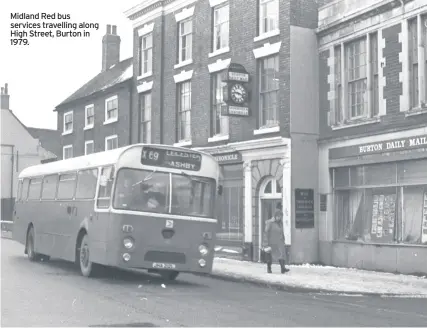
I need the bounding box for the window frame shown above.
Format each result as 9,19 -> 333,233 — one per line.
41,174 -> 59,200
331,32 -> 380,126
63,111 -> 73,135
104,95 -> 119,124
85,140 -> 94,155
259,0 -> 279,36
105,135 -> 118,151
212,3 -> 230,52
178,18 -> 193,64
258,54 -> 280,128
84,104 -> 95,129
140,33 -> 153,76
27,177 -> 43,201
177,81 -> 192,142
211,71 -> 229,137
57,172 -> 77,200
63,145 -> 73,160
75,168 -> 99,200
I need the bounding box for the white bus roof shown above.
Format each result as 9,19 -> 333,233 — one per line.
18,144 -> 215,179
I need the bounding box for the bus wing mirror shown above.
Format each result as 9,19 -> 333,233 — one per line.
218,185 -> 223,196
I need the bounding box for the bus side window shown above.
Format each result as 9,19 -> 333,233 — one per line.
97,166 -> 115,208
57,173 -> 77,200
41,175 -> 58,200
28,178 -> 43,200
16,180 -> 23,202
21,179 -> 30,201
76,169 -> 98,199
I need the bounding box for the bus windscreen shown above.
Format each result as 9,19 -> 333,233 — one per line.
141,146 -> 202,171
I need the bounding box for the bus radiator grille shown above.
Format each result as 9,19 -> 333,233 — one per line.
144,251 -> 186,264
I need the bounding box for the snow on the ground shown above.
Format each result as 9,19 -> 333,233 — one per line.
212,257 -> 427,296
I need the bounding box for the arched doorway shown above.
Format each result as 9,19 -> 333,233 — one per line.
258,177 -> 282,260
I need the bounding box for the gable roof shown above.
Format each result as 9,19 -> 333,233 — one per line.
27,127 -> 61,157
55,57 -> 133,109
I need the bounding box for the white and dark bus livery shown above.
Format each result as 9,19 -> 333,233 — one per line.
13,144 -> 222,279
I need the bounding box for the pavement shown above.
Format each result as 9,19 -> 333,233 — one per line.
211,257 -> 427,296
2,237 -> 427,327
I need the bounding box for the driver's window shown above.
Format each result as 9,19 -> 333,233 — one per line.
96,166 -> 115,208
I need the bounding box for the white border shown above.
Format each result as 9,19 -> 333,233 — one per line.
173,69 -> 194,83
253,41 -> 282,59
208,58 -> 231,73
175,6 -> 195,22
137,81 -> 154,93
137,22 -> 154,37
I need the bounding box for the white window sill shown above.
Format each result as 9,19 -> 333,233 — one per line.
83,125 -> 94,131
253,125 -> 280,135
405,107 -> 427,117
208,47 -> 230,59
208,134 -> 229,143
62,130 -> 73,136
331,117 -> 380,130
173,140 -> 192,147
137,72 -> 153,80
103,118 -> 118,125
174,59 -> 193,70
254,29 -> 280,42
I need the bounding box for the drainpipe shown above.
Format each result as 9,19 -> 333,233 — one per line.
159,14 -> 165,144
10,145 -> 15,199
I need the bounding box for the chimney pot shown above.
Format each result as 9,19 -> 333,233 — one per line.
107,24 -> 111,34
1,83 -> 10,110
112,25 -> 117,35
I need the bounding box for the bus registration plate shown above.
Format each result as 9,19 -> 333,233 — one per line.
152,262 -> 176,269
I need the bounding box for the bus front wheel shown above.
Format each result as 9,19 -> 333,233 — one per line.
159,270 -> 179,281
78,234 -> 97,278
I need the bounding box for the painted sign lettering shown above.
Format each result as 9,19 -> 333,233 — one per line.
141,146 -> 202,171
329,135 -> 427,159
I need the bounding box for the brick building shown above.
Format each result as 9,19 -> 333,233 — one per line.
55,25 -> 133,159
125,0 -> 321,263
317,0 -> 427,274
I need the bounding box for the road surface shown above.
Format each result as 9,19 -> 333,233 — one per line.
2,238 -> 427,327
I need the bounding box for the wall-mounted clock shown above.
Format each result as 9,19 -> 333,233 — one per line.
230,83 -> 247,104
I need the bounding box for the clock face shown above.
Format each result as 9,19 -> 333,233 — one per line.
230,83 -> 247,104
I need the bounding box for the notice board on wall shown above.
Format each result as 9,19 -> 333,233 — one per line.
295,188 -> 314,229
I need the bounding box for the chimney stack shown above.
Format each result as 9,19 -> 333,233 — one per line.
1,83 -> 10,110
102,24 -> 121,72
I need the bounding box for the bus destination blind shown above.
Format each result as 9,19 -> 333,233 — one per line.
141,147 -> 202,171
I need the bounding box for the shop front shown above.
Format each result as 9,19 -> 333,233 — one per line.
196,136 -> 293,262
212,151 -> 245,259
319,129 -> 427,274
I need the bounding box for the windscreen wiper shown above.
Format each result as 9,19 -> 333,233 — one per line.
132,169 -> 157,187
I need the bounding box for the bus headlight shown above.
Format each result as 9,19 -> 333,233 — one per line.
198,244 -> 209,256
123,237 -> 134,249
198,259 -> 206,267
123,253 -> 131,262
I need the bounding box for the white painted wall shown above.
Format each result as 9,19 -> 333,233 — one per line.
1,109 -> 55,199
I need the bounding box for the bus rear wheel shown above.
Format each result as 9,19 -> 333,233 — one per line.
159,270 -> 179,281
78,234 -> 97,277
26,227 -> 41,262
